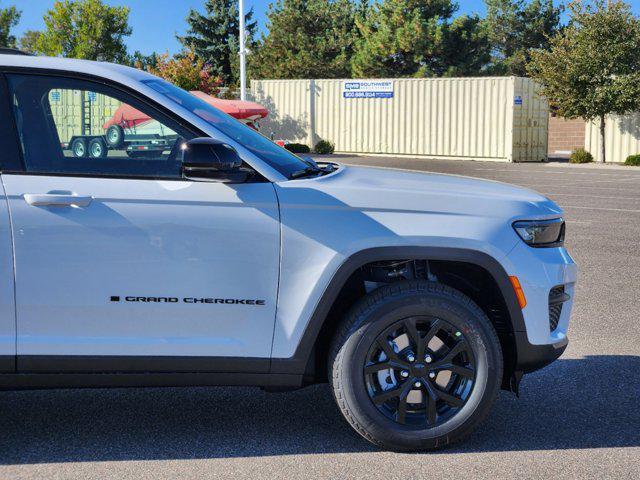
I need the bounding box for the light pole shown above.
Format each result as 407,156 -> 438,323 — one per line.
239,0 -> 247,101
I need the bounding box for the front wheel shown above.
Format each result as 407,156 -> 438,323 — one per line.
329,280 -> 503,451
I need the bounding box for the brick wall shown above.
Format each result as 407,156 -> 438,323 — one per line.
548,115 -> 586,157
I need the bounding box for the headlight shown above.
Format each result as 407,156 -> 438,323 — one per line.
513,218 -> 565,247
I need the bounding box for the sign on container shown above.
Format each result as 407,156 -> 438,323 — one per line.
342,80 -> 394,99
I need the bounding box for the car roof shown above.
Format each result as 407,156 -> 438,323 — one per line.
0,54 -> 155,85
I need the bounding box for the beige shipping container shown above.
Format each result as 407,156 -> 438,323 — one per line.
49,89 -> 122,144
584,114 -> 640,162
251,77 -> 548,162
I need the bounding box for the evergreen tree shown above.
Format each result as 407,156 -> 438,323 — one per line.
0,3 -> 20,48
440,14 -> 492,77
128,50 -> 160,70
351,0 -> 490,78
251,0 -> 361,79
178,0 -> 257,86
485,0 -> 564,76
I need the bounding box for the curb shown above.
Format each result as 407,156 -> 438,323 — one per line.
545,162 -> 640,171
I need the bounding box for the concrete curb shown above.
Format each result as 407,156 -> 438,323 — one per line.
545,162 -> 640,171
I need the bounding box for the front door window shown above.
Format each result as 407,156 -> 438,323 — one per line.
8,74 -> 193,179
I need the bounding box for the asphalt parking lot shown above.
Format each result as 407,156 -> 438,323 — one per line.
1,156 -> 639,479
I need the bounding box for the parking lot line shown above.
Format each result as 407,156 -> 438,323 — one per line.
518,183 -> 640,192
482,175 -> 640,185
559,205 -> 640,213
543,193 -> 640,201
473,167 -> 640,177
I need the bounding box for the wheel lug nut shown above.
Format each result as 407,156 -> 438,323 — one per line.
400,370 -> 409,378
425,355 -> 432,363
429,372 -> 436,379
414,381 -> 422,388
406,353 -> 415,362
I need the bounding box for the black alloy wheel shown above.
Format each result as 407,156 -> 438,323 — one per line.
329,280 -> 503,451
364,316 -> 475,427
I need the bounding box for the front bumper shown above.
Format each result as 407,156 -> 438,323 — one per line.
506,242 -> 577,345
504,241 -> 577,373
514,333 -> 568,373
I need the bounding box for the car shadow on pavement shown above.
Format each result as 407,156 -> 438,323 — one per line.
0,354 -> 638,464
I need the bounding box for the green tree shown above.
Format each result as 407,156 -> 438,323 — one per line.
0,3 -> 21,48
18,30 -> 42,54
527,0 -> 640,163
178,0 -> 257,86
351,0 -> 491,78
251,0 -> 361,79
485,0 -> 564,76
35,0 -> 131,62
128,50 -> 160,70
437,13 -> 491,77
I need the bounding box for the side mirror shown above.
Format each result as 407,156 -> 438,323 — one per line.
181,137 -> 247,183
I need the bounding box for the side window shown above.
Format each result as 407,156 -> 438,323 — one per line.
7,74 -> 195,179
0,75 -> 22,171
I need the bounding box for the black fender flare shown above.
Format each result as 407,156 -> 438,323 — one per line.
270,246 -> 526,375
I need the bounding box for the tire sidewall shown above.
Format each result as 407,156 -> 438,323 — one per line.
335,286 -> 501,450
71,139 -> 86,158
106,125 -> 124,148
89,139 -> 106,158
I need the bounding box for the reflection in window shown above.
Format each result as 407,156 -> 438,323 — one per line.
48,89 -> 178,161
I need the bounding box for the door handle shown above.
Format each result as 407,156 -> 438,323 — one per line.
23,193 -> 93,207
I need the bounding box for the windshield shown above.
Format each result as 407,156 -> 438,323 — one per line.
142,79 -> 310,178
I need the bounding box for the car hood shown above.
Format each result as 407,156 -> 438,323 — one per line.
280,165 -> 562,220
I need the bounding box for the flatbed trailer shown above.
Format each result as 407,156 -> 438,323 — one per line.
63,127 -> 177,159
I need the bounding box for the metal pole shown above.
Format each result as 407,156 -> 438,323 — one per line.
239,0 -> 247,101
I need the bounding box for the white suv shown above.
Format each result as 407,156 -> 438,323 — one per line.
0,54 -> 577,451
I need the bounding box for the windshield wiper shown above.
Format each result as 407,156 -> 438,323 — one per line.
289,162 -> 338,180
289,166 -> 323,179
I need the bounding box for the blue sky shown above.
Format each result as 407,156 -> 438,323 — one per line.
11,0 -> 640,55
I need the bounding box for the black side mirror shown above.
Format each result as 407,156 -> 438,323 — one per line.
181,138 -> 247,183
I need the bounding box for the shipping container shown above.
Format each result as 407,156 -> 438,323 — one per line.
251,77 -> 548,162
48,89 -> 122,144
585,114 -> 640,163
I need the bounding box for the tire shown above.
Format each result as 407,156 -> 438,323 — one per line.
88,138 -> 107,158
70,138 -> 87,158
105,125 -> 124,148
329,280 -> 503,452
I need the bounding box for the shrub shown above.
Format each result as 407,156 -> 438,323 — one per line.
285,143 -> 310,154
624,154 -> 640,166
146,49 -> 221,95
569,148 -> 593,164
314,139 -> 335,154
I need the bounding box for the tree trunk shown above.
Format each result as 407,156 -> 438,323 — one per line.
599,114 -> 606,163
